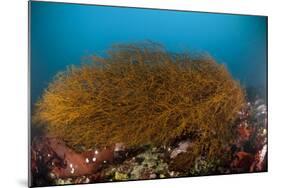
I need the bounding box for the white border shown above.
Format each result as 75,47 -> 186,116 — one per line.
1,0 -> 281,188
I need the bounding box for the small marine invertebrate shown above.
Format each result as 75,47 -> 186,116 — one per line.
33,42 -> 245,169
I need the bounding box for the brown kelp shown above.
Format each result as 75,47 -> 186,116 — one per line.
33,42 -> 245,170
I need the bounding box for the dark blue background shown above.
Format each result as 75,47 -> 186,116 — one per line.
30,1 -> 267,104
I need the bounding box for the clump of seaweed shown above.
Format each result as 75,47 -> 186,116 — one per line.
33,42 -> 245,168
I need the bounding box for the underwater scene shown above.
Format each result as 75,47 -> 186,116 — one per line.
29,1 -> 268,187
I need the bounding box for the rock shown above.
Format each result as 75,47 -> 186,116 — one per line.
170,140 -> 192,159
149,173 -> 157,179
114,172 -> 128,180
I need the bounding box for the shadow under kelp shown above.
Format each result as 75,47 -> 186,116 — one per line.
30,42 -> 267,186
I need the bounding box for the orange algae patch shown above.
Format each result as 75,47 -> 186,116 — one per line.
33,42 -> 245,164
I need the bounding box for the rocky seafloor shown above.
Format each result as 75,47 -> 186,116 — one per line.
31,97 -> 267,186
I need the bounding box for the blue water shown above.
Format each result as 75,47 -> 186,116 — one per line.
30,1 -> 267,105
